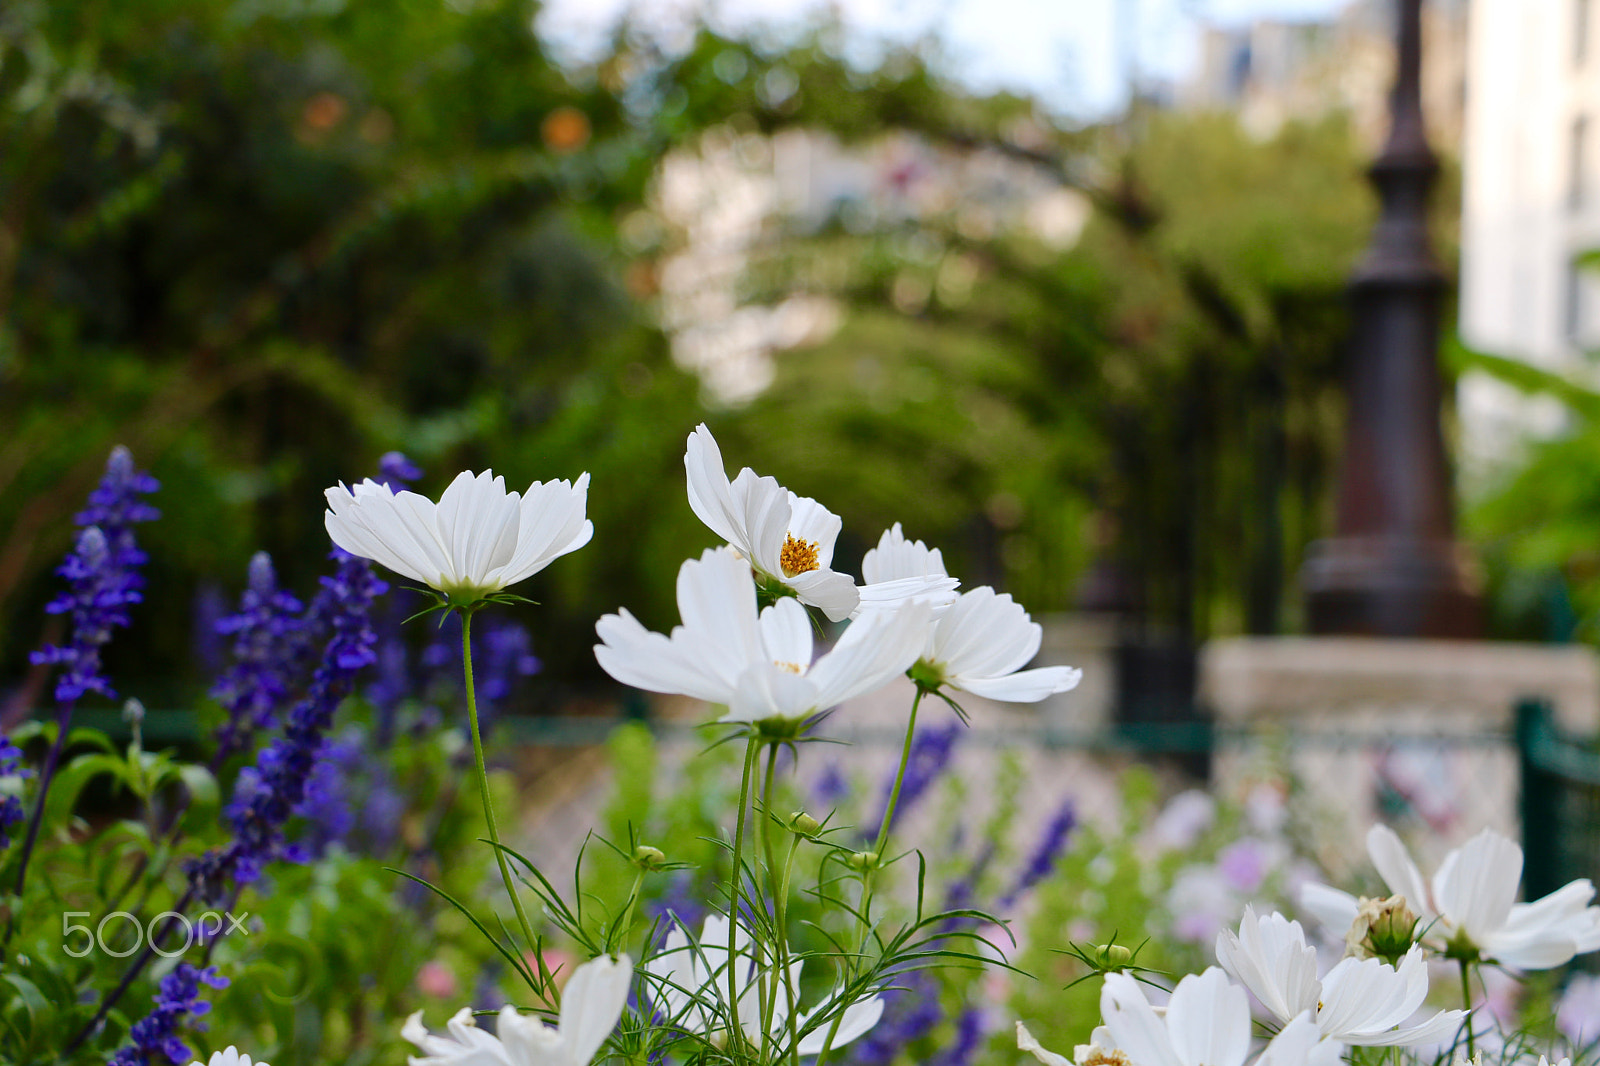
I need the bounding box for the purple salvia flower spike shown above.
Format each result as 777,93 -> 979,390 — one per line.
210,551 -> 308,765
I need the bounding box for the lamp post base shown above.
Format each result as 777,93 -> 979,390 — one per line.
1302,535 -> 1482,638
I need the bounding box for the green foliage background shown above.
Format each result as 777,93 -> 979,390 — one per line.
4,0 -> 1543,715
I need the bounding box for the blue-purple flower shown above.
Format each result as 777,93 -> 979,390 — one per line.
108,963 -> 229,1066
0,736 -> 29,850
211,553 -> 308,763
29,446 -> 159,704
189,548 -> 386,897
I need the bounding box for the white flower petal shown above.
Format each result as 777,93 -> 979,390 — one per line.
861,523 -> 950,584
757,597 -> 813,671
1101,972 -> 1187,1066
1015,1022 -> 1073,1066
558,954 -> 634,1066
806,600 -> 933,709
796,994 -> 885,1055
594,608 -> 734,704
953,666 -> 1082,703
1163,968 -> 1251,1066
784,567 -> 861,621
1257,1013 -> 1342,1066
685,424 -> 746,549
1433,828 -> 1522,944
785,493 -> 843,567
1298,881 -> 1360,935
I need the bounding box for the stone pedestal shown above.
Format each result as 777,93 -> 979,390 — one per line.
1200,636 -> 1600,871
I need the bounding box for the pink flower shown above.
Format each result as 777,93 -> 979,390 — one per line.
416,960 -> 459,999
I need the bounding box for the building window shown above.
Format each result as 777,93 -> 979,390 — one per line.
1573,116 -> 1590,212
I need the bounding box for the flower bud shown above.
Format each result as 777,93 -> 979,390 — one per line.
632,844 -> 667,871
1095,943 -> 1133,969
787,811 -> 821,837
846,850 -> 879,872
1346,895 -> 1418,964
121,698 -> 146,725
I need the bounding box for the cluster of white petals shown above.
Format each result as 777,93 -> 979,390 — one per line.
1217,906 -> 1465,1046
1019,969 -> 1341,1066
1301,826 -> 1600,969
855,522 -> 961,615
919,586 -> 1083,702
646,914 -> 883,1056
402,954 -> 632,1066
685,425 -> 861,621
594,548 -> 932,723
187,1050 -> 268,1066
325,470 -> 592,602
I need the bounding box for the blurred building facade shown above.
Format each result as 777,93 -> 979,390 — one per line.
1459,0 -> 1600,474
1181,0 -> 1469,148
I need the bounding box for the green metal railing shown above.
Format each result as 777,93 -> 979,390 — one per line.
1518,698 -> 1600,903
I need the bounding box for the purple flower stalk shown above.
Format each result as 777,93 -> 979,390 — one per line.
868,722 -> 961,841
189,548 -> 386,897
29,446 -> 160,703
846,969 -> 944,1066
210,553 -> 308,764
14,447 -> 158,903
0,736 -> 29,850
998,797 -> 1076,909
108,963 -> 229,1066
376,451 -> 423,489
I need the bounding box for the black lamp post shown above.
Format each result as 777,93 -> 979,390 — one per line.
1300,0 -> 1481,637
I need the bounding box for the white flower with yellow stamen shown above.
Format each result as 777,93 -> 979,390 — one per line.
1216,905 -> 1465,1046
1299,826 -> 1600,970
324,469 -> 591,605
1018,970 -> 1342,1066
594,547 -> 931,723
684,424 -> 859,621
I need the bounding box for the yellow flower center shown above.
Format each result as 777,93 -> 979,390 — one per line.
1082,1051 -> 1131,1066
774,661 -> 803,674
779,533 -> 820,577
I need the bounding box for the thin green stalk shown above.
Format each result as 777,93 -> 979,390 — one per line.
757,743 -> 803,1066
462,608 -> 541,990
727,733 -> 761,1058
1459,959 -> 1475,1059
615,868 -> 646,954
814,686 -> 925,1066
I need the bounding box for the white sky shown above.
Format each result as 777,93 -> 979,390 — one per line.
538,0 -> 1352,119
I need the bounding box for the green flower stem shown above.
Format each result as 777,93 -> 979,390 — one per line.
727,733 -> 761,1058
615,869 -> 646,955
814,685 -> 925,1066
757,743 -> 802,1066
461,607 -> 542,994
1459,958 -> 1475,1059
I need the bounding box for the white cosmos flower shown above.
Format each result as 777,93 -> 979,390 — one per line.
684,424 -> 860,621
402,953 -> 632,1066
188,1051 -> 270,1066
325,470 -> 592,604
646,914 -> 883,1056
1216,906 -> 1465,1046
1299,826 -> 1600,969
594,547 -> 932,723
914,586 -> 1082,703
1019,969 -> 1340,1066
852,523 -> 961,617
